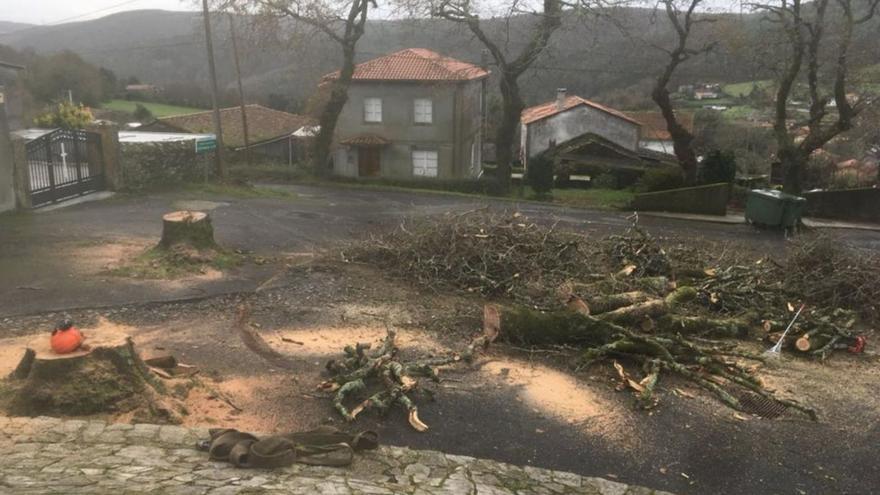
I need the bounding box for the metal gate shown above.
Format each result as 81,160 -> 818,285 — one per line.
25,129 -> 105,207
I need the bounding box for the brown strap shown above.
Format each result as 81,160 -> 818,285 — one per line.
204,427 -> 378,468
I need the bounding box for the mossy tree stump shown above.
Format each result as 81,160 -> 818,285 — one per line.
159,210 -> 216,249
5,328 -> 171,418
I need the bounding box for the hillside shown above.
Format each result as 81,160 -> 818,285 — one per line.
1,9 -> 878,111
0,21 -> 31,35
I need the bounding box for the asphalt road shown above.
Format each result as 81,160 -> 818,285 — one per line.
1,183 -> 879,317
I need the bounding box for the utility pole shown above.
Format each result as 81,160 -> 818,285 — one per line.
228,13 -> 251,166
201,0 -> 225,179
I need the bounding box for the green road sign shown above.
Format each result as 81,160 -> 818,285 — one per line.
195,136 -> 217,153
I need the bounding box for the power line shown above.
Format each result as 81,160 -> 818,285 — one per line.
0,0 -> 150,39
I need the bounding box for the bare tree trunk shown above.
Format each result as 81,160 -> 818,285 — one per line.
652,82 -> 698,184
647,0 -> 714,186
254,0 -> 370,177
228,13 -> 251,166
435,0 -> 562,195
494,75 -> 524,192
313,44 -> 357,176
759,0 -> 878,194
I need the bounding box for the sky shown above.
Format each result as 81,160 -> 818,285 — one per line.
0,0 -> 194,25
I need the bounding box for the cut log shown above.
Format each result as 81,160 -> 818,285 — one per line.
159,210 -> 216,249
486,304 -> 621,347
657,315 -> 753,338
585,291 -> 651,314
596,287 -> 697,325
4,326 -> 177,419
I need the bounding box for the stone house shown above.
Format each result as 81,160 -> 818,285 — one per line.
519,90 -> 674,182
325,49 -> 489,179
520,89 -> 643,165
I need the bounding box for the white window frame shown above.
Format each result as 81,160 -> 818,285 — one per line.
364,97 -> 382,123
414,98 -> 433,124
412,150 -> 439,178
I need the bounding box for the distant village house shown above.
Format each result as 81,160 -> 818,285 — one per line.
625,111 -> 694,156
140,104 -> 315,164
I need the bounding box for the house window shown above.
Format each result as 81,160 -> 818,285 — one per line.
414,98 -> 433,124
364,98 -> 382,122
412,150 -> 438,177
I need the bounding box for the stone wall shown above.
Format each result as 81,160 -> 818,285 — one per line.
804,187 -> 880,223
120,141 -> 213,191
633,183 -> 730,216
0,104 -> 15,212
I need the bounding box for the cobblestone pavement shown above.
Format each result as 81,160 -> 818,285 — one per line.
0,416 -> 673,495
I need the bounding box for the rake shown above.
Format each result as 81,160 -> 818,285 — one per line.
766,303 -> 806,357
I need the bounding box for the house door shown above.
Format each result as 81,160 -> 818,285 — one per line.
358,147 -> 381,177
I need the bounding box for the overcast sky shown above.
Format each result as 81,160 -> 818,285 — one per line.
0,0 -> 193,25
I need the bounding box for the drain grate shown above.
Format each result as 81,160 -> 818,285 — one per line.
735,391 -> 790,419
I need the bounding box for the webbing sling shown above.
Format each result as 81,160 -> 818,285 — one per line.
203,426 -> 378,469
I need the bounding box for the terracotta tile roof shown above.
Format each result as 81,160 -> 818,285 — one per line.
340,134 -> 391,146
625,111 -> 694,140
322,49 -> 489,83
154,104 -> 315,148
521,95 -> 640,126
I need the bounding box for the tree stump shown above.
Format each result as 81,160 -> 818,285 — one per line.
4,326 -> 171,418
159,210 -> 216,249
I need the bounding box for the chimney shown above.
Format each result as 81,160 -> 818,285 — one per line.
555,88 -> 567,110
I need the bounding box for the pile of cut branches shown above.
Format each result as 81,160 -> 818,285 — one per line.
349,209 -> 603,306
319,326 -> 490,431
351,210 -> 875,418
781,237 -> 880,324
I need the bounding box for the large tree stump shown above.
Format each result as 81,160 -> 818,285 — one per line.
4,326 -> 172,418
159,210 -> 216,249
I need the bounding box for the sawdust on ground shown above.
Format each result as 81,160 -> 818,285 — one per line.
180,375 -> 305,433
271,324 -> 448,357
479,358 -> 640,448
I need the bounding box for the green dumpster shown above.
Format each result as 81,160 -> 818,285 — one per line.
745,189 -> 807,228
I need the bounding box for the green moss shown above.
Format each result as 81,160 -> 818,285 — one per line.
107,245 -> 245,279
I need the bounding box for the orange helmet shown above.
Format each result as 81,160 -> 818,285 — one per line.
51,320 -> 85,354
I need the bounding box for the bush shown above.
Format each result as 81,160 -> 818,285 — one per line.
526,155 -> 554,199
591,173 -> 618,189
33,101 -> 93,129
635,166 -> 685,192
133,103 -> 153,121
699,150 -> 737,184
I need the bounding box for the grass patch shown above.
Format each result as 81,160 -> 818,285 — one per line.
517,186 -> 635,210
723,80 -> 774,98
102,99 -> 204,118
229,164 -> 312,183
107,245 -> 244,279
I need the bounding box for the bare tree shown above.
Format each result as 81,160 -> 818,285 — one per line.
434,0 -> 563,192
755,0 -> 879,193
246,0 -> 375,175
647,0 -> 716,185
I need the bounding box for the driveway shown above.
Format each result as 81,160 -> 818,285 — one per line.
2,183 -> 879,317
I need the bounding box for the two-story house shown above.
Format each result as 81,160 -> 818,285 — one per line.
323,49 -> 489,179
